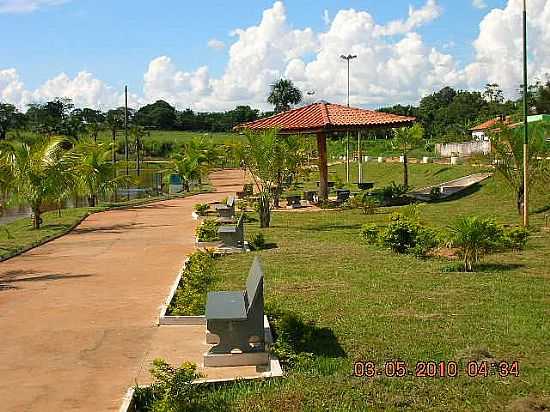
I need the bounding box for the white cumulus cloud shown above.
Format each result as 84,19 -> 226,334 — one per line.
1,0 -> 550,112
0,0 -> 69,13
472,0 -> 488,9
207,38 -> 226,50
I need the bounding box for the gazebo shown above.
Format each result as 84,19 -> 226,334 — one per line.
235,101 -> 415,200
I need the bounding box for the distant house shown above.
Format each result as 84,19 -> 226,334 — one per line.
470,115 -> 513,141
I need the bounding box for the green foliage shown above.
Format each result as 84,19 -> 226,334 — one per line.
448,216 -> 505,272
360,223 -> 379,244
267,79 -> 302,113
490,122 -> 550,214
195,219 -> 220,242
376,212 -> 439,256
371,182 -> 408,204
0,137 -> 75,229
503,226 -> 531,251
352,192 -> 379,214
250,232 -> 266,250
133,358 -> 203,412
170,251 -> 216,316
193,203 -> 209,216
269,310 -> 315,368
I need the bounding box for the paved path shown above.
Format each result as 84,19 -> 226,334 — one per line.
0,169 -> 245,412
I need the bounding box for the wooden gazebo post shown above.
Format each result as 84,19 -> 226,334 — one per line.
316,132 -> 329,201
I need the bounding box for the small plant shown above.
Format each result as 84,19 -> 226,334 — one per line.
195,218 -> 220,242
504,226 -> 530,250
448,216 -> 505,272
133,359 -> 203,412
193,203 -> 209,216
351,192 -> 379,214
360,223 -> 379,244
169,251 -> 216,315
250,232 -> 267,250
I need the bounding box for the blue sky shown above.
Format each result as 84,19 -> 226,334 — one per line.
0,0 -> 545,110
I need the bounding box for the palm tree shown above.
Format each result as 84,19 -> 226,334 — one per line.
392,124 -> 424,189
490,122 -> 550,215
168,154 -> 203,192
72,139 -> 128,207
268,79 -> 302,113
448,216 -> 504,272
0,137 -> 74,229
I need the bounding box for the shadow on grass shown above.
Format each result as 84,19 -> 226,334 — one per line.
442,262 -> 525,273
429,183 -> 483,204
268,309 -> 346,364
431,167 -> 451,176
302,223 -> 362,232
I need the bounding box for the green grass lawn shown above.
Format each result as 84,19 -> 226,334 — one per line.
96,129 -> 245,146
191,170 -> 549,411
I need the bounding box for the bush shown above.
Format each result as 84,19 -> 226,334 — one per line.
250,232 -> 266,250
193,203 -> 209,216
371,182 -> 408,205
195,219 -> 220,242
169,251 -> 215,315
360,223 -> 379,244
504,226 -> 530,250
133,359 -> 204,412
376,212 -> 439,256
448,216 -> 505,272
351,192 -> 379,214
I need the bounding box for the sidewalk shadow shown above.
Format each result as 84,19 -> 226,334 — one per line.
0,270 -> 92,290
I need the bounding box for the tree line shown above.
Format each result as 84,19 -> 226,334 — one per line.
379,81 -> 550,141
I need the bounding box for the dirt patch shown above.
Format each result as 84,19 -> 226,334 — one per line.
507,395 -> 550,412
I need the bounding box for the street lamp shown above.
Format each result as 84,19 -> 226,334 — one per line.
341,54 -> 357,183
522,0 -> 529,226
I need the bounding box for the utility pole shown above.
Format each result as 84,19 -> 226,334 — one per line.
523,0 -> 529,227
341,54 -> 357,183
124,86 -> 129,201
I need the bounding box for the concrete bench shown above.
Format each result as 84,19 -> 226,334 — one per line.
286,195 -> 302,208
303,190 -> 318,203
205,257 -> 265,358
218,213 -> 244,249
316,181 -> 336,189
356,182 -> 374,191
214,196 -> 235,220
336,189 -> 351,202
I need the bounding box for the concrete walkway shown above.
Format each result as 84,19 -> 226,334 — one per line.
0,169 -> 245,412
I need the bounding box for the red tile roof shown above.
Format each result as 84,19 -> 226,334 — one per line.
471,116 -> 513,131
235,102 -> 415,133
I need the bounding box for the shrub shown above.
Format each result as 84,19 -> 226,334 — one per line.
377,212 -> 439,256
360,223 -> 379,244
351,192 -> 379,214
250,232 -> 266,250
448,216 -> 505,272
193,203 -> 209,216
371,182 -> 408,204
170,251 -> 215,315
504,226 -> 530,250
133,359 -> 204,412
195,219 -> 220,242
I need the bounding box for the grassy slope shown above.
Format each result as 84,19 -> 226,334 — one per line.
202,166 -> 549,411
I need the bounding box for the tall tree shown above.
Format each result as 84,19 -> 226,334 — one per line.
135,100 -> 177,129
392,124 -> 424,189
268,79 -> 302,113
0,103 -> 20,140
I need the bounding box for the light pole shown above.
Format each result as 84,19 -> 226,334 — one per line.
523,0 -> 529,227
341,54 -> 357,183
124,85 -> 129,201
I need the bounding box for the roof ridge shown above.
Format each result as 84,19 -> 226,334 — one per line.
320,102 -> 331,126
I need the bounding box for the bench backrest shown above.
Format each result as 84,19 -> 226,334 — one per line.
245,257 -> 264,313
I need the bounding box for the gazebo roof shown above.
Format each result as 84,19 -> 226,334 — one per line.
235,101 -> 415,134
